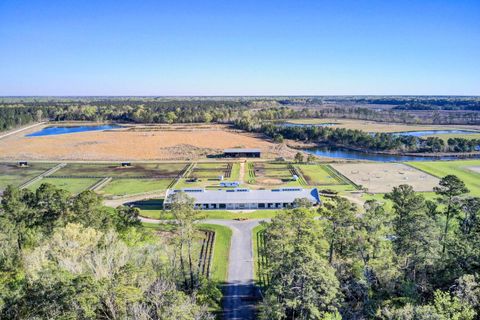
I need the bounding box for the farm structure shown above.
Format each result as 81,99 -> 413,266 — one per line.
164,187 -> 320,210
224,148 -> 261,158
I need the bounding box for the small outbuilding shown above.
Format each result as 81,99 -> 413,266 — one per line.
224,148 -> 261,158
18,161 -> 28,167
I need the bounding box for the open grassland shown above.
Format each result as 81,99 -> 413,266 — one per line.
407,160 -> 480,196
197,224 -> 232,283
99,179 -> 173,197
285,118 -> 480,133
0,123 -> 297,160
0,162 -> 56,191
29,177 -> 100,194
332,162 -> 439,193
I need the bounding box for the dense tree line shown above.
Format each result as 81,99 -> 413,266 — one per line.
235,119 -> 480,153
259,175 -> 480,319
1,96 -> 480,132
0,184 -> 218,319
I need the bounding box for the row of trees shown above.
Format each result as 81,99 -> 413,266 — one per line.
235,120 -> 480,153
259,175 -> 480,319
0,184 -> 217,319
2,96 -> 480,132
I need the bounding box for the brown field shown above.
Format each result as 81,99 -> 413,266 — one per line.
286,118 -> 480,133
0,123 -> 298,161
331,162 -> 439,193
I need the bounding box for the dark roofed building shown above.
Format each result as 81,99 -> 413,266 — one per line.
224,148 -> 261,158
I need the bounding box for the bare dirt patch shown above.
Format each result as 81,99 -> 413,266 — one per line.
331,163 -> 439,193
0,124 -> 298,161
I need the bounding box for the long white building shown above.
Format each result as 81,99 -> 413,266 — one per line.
164,187 -> 320,210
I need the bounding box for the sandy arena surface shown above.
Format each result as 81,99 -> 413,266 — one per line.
467,166 -> 480,173
0,124 -> 299,161
331,162 -> 440,193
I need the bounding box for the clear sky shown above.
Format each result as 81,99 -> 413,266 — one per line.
0,0 -> 479,96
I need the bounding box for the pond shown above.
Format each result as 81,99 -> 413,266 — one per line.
303,146 -> 480,162
26,124 -> 122,137
394,130 -> 480,137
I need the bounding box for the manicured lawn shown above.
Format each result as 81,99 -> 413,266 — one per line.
197,224 -> 232,283
407,160 -> 480,196
29,177 -> 99,194
99,178 -> 173,196
0,162 -> 57,191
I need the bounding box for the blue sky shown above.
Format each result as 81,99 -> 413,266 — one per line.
0,0 -> 479,96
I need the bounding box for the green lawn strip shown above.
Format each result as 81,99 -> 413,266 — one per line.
28,177 -> 100,194
229,163 -> 240,180
139,207 -> 280,220
407,160 -> 480,196
99,178 -> 172,196
252,224 -> 268,286
197,224 -> 232,283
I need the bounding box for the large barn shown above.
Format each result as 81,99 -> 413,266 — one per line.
164,187 -> 320,210
223,148 -> 261,158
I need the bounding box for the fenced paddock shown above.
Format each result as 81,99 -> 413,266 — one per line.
331,162 -> 440,193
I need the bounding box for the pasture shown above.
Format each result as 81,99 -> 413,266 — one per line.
295,164 -> 350,186
331,162 -> 439,193
0,162 -> 56,191
29,177 -> 100,194
408,160 -> 480,196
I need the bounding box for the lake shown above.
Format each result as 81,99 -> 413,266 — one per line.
303,146 -> 480,162
27,124 -> 122,137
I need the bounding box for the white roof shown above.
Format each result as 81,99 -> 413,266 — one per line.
165,188 -> 320,204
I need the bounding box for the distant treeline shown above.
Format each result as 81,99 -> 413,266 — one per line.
235,119 -> 480,153
1,97 -> 480,132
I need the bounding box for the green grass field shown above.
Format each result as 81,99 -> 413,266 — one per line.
0,162 -> 57,191
138,204 -> 280,220
99,178 -> 173,196
29,177 -> 99,194
197,224 -> 232,283
296,164 -> 345,185
407,160 -> 480,196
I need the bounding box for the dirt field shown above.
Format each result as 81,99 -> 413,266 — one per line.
331,163 -> 439,193
0,123 -> 298,161
286,119 -> 480,133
